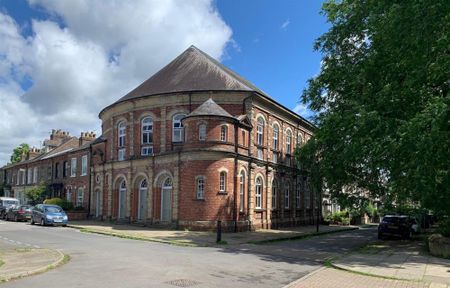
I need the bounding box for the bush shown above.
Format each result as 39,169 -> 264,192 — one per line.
43,198 -> 74,211
324,211 -> 350,225
438,218 -> 450,237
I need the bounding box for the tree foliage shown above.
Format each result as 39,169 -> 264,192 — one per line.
10,143 -> 30,164
25,181 -> 47,204
298,0 -> 450,216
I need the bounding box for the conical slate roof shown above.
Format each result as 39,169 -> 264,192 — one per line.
115,45 -> 267,104
186,98 -> 234,119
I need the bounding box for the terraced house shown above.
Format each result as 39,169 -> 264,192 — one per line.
1,46 -> 316,231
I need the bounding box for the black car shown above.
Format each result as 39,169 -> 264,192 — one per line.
378,215 -> 414,239
6,205 -> 32,222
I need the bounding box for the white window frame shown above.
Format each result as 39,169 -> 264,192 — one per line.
257,148 -> 263,160
33,167 -> 38,183
141,117 -> 153,145
76,188 -> 84,207
256,117 -> 264,145
199,124 -> 206,141
219,171 -> 226,192
196,176 -> 205,199
255,177 -> 262,209
27,169 -> 32,184
285,184 -> 290,209
220,125 -> 227,142
118,121 -> 126,147
286,130 -> 292,154
66,188 -> 72,202
239,171 -> 245,212
141,146 -> 153,156
172,114 -> 186,142
273,124 -> 279,150
81,155 -> 88,176
297,133 -> 303,147
118,148 -> 126,161
70,158 -> 77,177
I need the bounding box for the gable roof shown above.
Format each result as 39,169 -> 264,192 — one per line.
113,45 -> 268,105
186,98 -> 234,119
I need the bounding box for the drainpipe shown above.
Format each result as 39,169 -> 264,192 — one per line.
233,120 -> 239,232
87,145 -> 92,218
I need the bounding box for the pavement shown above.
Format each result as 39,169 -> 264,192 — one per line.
0,240 -> 65,282
68,220 -> 358,246
329,239 -> 450,287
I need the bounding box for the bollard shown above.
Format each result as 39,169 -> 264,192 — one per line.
216,220 -> 222,243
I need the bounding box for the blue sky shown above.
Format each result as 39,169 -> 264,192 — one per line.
0,0 -> 328,164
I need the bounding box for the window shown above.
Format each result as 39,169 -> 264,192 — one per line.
256,117 -> 264,145
286,130 -> 292,154
27,169 -> 32,184
63,161 -> 67,178
21,169 -> 26,184
219,171 -> 226,192
141,146 -> 153,156
272,180 -> 277,209
172,114 -> 186,142
70,158 -> 77,177
220,125 -> 227,142
255,177 -> 262,209
285,184 -> 290,209
33,167 -> 38,183
239,171 -> 245,212
118,148 -> 126,161
296,183 -> 301,209
272,151 -> 278,163
118,121 -> 126,147
141,117 -> 153,144
273,124 -> 279,150
257,148 -> 263,160
297,133 -> 303,147
66,188 -> 72,202
199,124 -> 206,141
76,188 -> 84,207
196,176 -> 205,199
55,163 -> 59,179
81,155 -> 88,176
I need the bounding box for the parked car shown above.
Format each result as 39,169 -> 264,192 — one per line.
6,205 -> 32,222
378,215 -> 414,239
31,204 -> 68,226
0,197 -> 20,219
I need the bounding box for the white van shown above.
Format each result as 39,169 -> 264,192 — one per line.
0,197 -> 20,219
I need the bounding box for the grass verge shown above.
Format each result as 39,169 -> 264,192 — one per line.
77,227 -> 200,247
247,227 -> 359,245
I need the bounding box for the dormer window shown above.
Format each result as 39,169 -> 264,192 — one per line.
199,124 -> 206,141
220,125 -> 227,142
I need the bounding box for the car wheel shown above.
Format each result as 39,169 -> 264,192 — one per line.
31,218 -> 35,225
40,218 -> 45,226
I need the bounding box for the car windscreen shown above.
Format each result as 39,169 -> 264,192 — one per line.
4,200 -> 19,206
44,207 -> 62,213
21,205 -> 32,210
383,217 -> 407,224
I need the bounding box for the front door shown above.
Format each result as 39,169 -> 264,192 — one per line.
138,187 -> 147,221
161,177 -> 172,222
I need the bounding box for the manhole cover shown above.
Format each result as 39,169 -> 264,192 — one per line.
165,279 -> 201,287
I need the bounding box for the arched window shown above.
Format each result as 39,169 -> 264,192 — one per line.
273,124 -> 279,150
297,133 -> 303,147
172,114 -> 186,142
220,125 -> 228,142
196,176 -> 205,199
239,171 -> 245,212
256,117 -> 264,145
199,124 -> 206,141
140,179 -> 148,189
255,177 -> 263,209
118,121 -> 126,161
286,130 -> 292,154
76,188 -> 84,207
118,121 -> 126,147
284,183 -> 290,209
272,180 -> 277,209
141,117 -> 153,144
219,171 -> 226,192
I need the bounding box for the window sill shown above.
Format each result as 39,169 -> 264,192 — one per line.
254,208 -> 265,212
217,191 -> 228,195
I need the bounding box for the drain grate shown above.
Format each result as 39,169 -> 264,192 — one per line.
165,279 -> 201,287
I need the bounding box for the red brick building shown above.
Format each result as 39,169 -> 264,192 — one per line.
90,46 -> 316,231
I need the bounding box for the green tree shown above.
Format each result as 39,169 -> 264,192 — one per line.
298,1 -> 449,217
10,143 -> 30,164
25,181 -> 47,204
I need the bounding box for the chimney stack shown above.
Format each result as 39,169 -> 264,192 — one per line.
79,131 -> 96,146
27,147 -> 41,160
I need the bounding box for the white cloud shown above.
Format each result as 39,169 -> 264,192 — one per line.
281,19 -> 290,30
0,0 -> 233,165
293,102 -> 315,120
